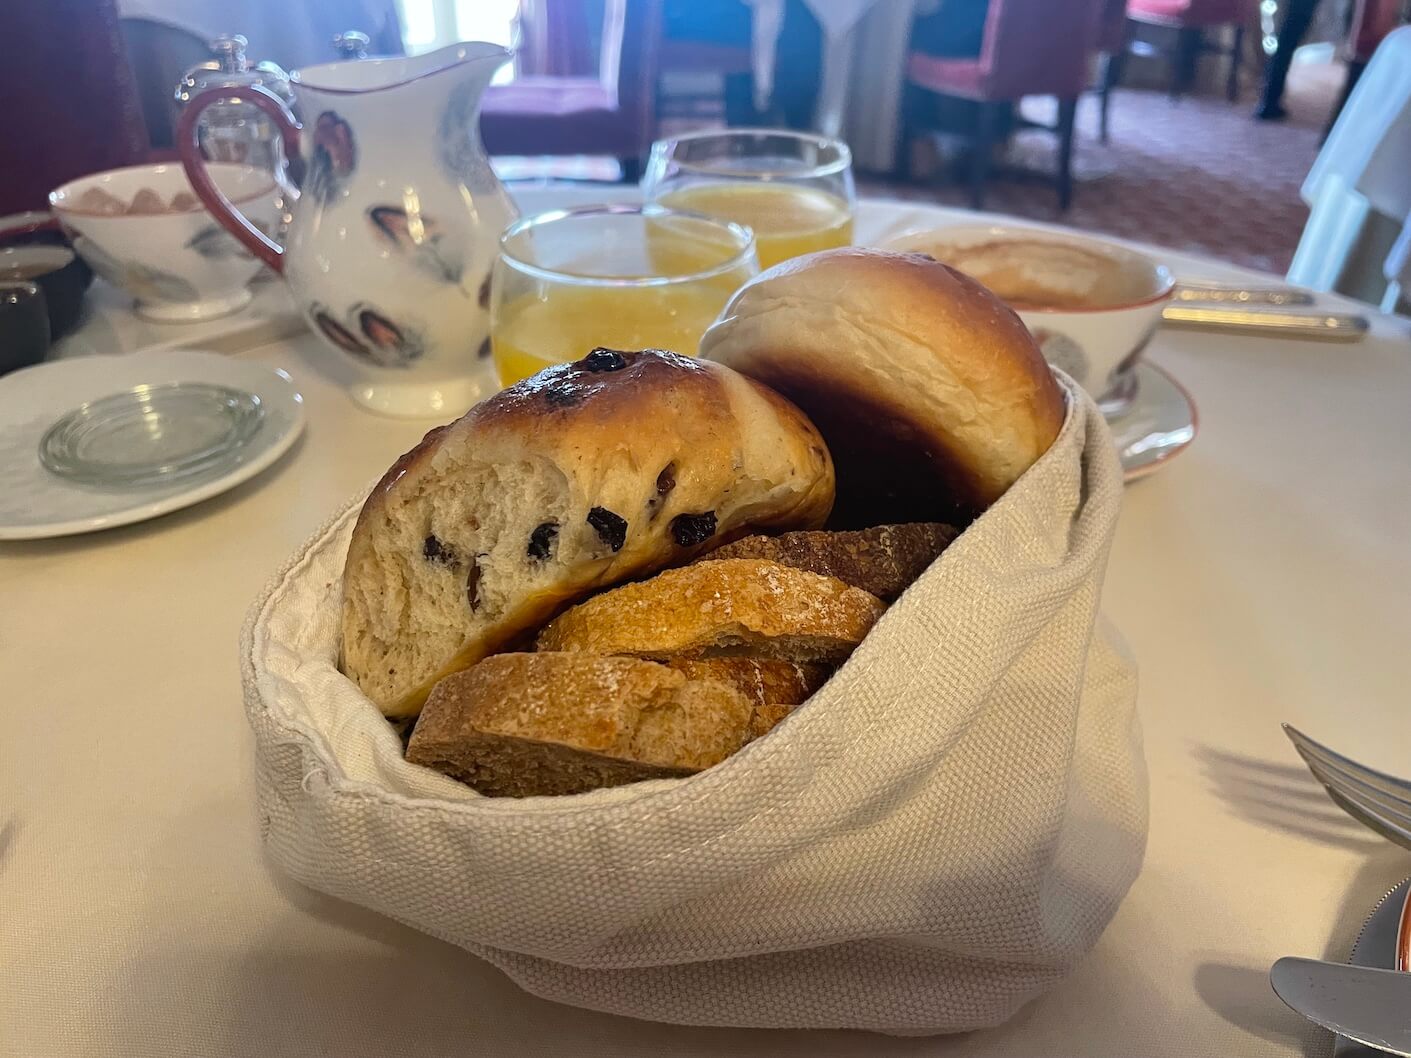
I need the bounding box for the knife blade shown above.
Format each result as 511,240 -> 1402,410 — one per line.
1337,878 -> 1410,1058
1271,957 -> 1411,1056
1161,305 -> 1370,340
1173,283 -> 1316,306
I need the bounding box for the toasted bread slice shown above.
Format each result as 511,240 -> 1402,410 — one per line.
406,653 -> 753,797
663,657 -> 830,709
535,559 -> 886,663
663,657 -> 830,740
707,523 -> 957,601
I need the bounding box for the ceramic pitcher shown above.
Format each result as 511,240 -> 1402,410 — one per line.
179,42 -> 518,417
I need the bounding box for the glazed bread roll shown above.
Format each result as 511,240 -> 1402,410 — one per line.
342,349 -> 834,718
699,248 -> 1065,526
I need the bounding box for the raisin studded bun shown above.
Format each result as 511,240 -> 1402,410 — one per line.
341,349 -> 835,718
699,248 -> 1065,527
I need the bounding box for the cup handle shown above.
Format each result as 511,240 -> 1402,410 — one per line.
177,84 -> 301,274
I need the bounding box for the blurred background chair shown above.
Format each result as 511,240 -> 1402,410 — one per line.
905,0 -> 1106,210
1095,0 -> 1135,141
1330,0 -> 1406,130
480,0 -> 664,181
1288,24 -> 1411,313
119,19 -> 214,153
1124,0 -> 1249,101
115,0 -> 402,71
657,0 -> 757,126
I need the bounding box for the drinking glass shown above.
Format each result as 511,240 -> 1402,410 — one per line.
642,128 -> 855,270
490,204 -> 758,387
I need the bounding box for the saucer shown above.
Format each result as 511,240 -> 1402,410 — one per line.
1110,360 -> 1198,481
0,349 -> 304,539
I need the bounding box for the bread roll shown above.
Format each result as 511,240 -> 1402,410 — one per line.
342,349 -> 834,718
699,248 -> 1065,526
536,558 -> 885,662
406,654 -> 754,797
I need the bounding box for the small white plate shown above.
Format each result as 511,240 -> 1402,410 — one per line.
0,349 -> 304,539
1111,360 -> 1198,481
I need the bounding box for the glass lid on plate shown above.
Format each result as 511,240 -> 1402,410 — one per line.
38,381 -> 265,487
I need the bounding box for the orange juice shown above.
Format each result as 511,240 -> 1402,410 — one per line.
659,183 -> 853,269
492,283 -> 736,386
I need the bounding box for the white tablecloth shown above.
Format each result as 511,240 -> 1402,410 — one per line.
4,189 -> 1411,1058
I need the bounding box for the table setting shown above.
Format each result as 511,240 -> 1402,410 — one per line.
3,38 -> 1411,1058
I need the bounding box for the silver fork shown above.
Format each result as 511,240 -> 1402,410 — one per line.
1283,724 -> 1411,852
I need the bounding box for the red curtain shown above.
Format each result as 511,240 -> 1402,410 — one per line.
0,0 -> 149,215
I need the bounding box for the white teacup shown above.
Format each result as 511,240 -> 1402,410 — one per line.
885,224 -> 1175,415
50,163 -> 279,322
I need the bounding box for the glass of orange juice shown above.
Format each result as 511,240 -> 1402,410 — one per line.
490,205 -> 758,387
642,129 -> 855,270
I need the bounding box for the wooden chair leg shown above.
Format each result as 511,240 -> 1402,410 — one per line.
1101,22 -> 1133,144
970,101 -> 1001,211
1173,27 -> 1202,100
1227,23 -> 1245,101
1056,98 -> 1077,211
895,83 -> 925,181
1098,55 -> 1113,143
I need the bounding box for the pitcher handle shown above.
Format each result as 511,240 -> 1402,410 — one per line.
177,84 -> 301,274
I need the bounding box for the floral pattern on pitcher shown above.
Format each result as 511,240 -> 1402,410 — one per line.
368,205 -> 463,284
355,304 -> 425,365
309,301 -> 426,368
307,112 -> 357,204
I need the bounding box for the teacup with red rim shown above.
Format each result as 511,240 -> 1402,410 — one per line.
885,224 -> 1175,415
49,163 -> 279,322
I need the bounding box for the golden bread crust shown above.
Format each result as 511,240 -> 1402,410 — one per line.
535,558 -> 885,661
406,653 -> 753,797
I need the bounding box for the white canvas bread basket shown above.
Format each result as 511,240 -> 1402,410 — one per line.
240,376 -> 1147,1036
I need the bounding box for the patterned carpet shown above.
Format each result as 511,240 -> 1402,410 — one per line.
862,70 -> 1337,275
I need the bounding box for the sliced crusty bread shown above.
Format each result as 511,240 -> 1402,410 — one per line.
535,558 -> 885,663
406,653 -> 753,797
662,657 -> 829,740
706,523 -> 958,601
662,657 -> 830,710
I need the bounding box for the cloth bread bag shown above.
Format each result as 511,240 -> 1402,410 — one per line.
241,376 -> 1147,1036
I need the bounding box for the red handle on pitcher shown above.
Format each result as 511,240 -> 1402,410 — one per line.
177,84 -> 301,273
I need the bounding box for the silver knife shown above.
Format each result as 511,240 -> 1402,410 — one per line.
1271,957 -> 1411,1056
1174,283 -> 1316,306
1162,304 -> 1370,340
